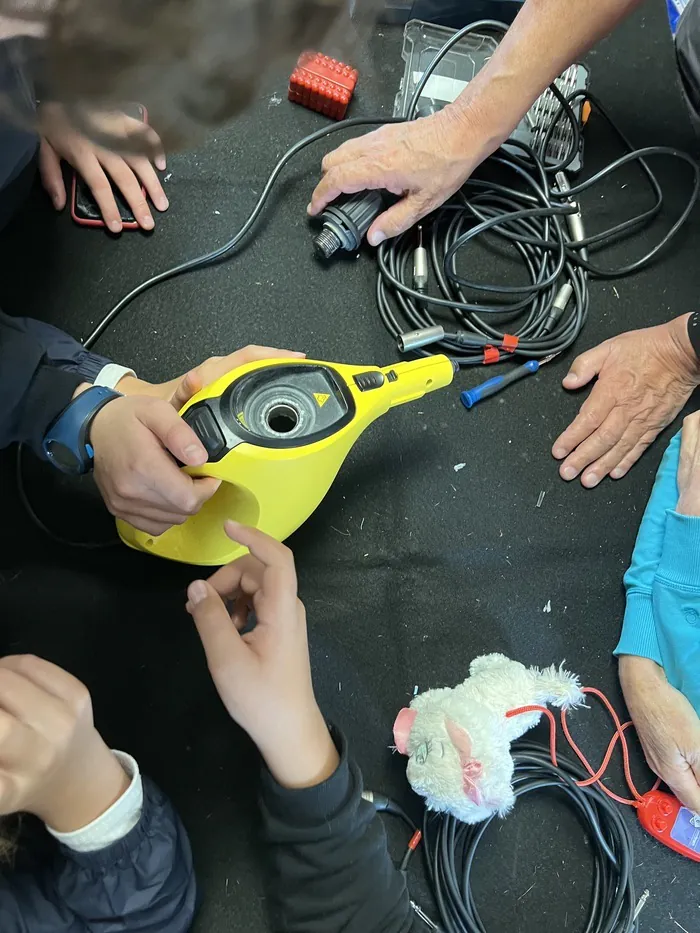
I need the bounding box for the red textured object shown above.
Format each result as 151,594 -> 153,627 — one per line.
288,51 -> 358,120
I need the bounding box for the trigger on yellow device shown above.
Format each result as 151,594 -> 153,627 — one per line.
116,355 -> 456,566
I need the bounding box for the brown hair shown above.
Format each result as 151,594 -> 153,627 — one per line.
6,0 -> 370,153
0,816 -> 20,865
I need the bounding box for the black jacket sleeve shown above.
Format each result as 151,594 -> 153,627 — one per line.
0,311 -> 111,457
259,729 -> 414,933
0,777 -> 197,933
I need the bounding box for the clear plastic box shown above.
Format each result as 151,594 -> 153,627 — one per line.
393,20 -> 588,170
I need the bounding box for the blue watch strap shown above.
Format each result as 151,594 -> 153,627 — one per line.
42,385 -> 122,474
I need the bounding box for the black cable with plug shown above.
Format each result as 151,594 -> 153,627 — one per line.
17,21 -> 700,539
367,740 -> 643,933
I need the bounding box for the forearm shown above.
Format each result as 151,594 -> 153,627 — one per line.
449,0 -> 644,144
0,774 -> 196,933
0,311 -> 111,455
260,727 -> 411,933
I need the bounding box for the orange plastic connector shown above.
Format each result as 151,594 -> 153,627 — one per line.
288,51 -> 358,121
501,334 -> 519,353
483,345 -> 500,365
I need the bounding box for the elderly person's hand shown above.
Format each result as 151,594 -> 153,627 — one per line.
619,656 -> 700,812
308,107 -> 503,245
677,410 -> 700,514
552,316 -> 700,487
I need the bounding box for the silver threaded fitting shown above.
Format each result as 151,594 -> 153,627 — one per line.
313,227 -> 343,259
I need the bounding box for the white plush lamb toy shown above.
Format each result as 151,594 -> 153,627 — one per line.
393,654 -> 584,824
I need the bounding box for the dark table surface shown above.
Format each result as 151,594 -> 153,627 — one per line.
2,1 -> 700,930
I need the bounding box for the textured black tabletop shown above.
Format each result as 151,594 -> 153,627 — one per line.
1,2 -> 700,930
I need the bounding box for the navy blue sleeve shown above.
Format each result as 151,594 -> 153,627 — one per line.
0,310 -> 111,457
0,777 -> 197,933
259,729 -> 413,933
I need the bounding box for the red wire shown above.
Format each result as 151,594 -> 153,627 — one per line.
506,705 -> 558,766
506,687 -> 660,808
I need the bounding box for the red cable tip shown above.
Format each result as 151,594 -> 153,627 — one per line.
408,829 -> 422,851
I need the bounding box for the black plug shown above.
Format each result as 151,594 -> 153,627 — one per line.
313,190 -> 391,258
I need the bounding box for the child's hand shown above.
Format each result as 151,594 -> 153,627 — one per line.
0,655 -> 129,830
186,523 -> 339,789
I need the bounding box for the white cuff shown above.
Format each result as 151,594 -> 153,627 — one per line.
47,751 -> 144,853
93,363 -> 136,390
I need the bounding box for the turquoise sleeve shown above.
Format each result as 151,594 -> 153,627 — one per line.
652,509 -> 700,713
614,431 -> 681,663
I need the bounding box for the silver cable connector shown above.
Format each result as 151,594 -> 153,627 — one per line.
410,900 -> 439,931
398,325 -> 445,353
413,225 -> 429,291
543,280 -> 574,333
567,210 -> 586,246
553,282 -> 574,313
555,170 -> 572,198
555,170 -> 587,251
633,889 -> 650,922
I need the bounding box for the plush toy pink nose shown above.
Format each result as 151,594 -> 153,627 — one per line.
393,708 -> 417,755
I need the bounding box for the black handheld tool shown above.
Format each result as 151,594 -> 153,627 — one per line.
313,190 -> 394,258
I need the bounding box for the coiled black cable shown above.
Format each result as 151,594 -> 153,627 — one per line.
377,89 -> 700,366
18,20 -> 700,541
376,19 -> 699,366
79,20 -> 699,370
372,740 -> 640,933
423,742 -> 638,933
375,144 -> 591,365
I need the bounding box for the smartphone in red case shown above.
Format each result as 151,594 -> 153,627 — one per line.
638,790 -> 700,862
71,103 -> 148,230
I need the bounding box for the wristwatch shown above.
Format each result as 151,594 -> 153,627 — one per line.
42,385 -> 122,475
688,311 -> 700,360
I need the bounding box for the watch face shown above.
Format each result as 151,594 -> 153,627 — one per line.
45,440 -> 83,474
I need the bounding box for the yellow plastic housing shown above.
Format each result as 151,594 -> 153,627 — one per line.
116,355 -> 454,565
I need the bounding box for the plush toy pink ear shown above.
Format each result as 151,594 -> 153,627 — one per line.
445,718 -> 484,806
393,708 -> 418,755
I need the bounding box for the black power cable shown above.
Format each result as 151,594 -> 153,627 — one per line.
371,740 -> 640,933
376,90 -> 699,365
79,23 -> 699,367
81,116 -> 404,351
18,20 -> 700,540
374,21 -> 698,366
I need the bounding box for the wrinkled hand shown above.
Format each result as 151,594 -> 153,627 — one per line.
186,523 -> 338,788
0,655 -> 128,830
677,411 -> 700,515
620,656 -> 700,812
308,107 -> 492,245
39,102 -> 168,232
89,394 -> 219,535
553,316 -> 700,487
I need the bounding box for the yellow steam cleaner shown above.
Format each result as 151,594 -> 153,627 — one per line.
117,355 -> 456,565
